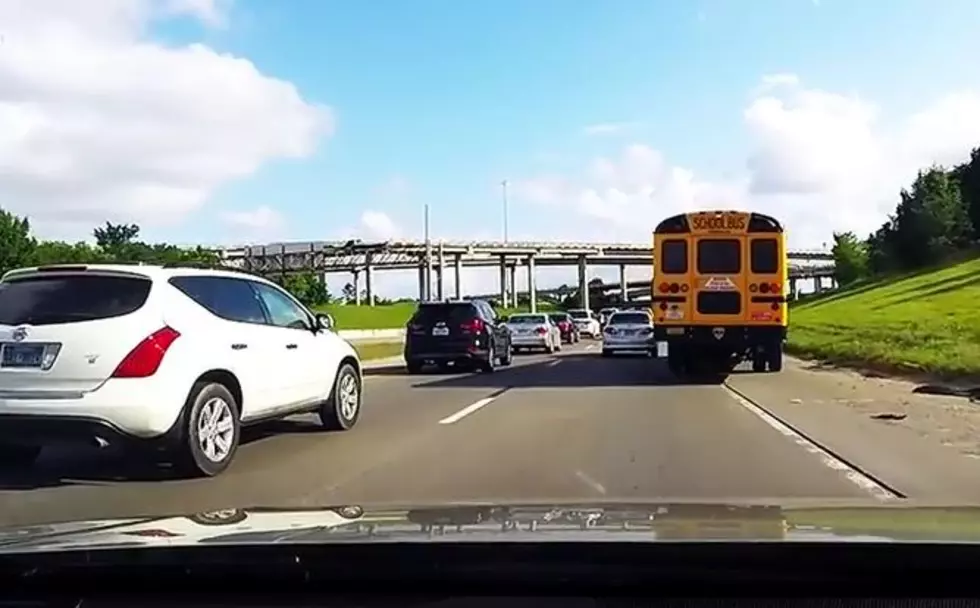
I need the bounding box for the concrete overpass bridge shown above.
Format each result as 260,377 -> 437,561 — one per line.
217,239 -> 835,312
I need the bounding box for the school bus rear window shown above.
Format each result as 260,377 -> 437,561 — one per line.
750,239 -> 779,274
661,240 -> 688,274
696,239 -> 740,274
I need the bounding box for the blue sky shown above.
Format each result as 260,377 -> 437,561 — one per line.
122,0 -> 980,294
159,0 -> 980,242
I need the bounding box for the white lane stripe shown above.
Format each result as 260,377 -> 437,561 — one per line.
439,397 -> 497,425
722,386 -> 899,502
547,359 -> 561,367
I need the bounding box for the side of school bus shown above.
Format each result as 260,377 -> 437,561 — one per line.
651,210 -> 788,376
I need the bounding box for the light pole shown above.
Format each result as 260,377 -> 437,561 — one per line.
424,203 -> 432,301
500,179 -> 509,243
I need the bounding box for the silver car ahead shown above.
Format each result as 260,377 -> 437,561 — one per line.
506,313 -> 562,353
601,310 -> 654,357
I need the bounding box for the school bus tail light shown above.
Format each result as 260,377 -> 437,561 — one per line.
669,283 -> 680,294
658,282 -> 670,293
759,282 -> 770,294
680,283 -> 689,293
749,283 -> 759,293
659,301 -> 668,311
770,282 -> 781,294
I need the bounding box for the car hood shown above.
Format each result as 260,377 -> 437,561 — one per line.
4,501 -> 980,553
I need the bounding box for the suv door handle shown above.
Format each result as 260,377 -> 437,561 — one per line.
286,343 -> 298,350
231,343 -> 248,350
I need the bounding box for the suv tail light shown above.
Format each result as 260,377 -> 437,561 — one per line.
112,326 -> 181,379
460,318 -> 485,334
535,326 -> 547,335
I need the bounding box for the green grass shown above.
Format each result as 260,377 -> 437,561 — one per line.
352,341 -> 404,361
315,301 -> 558,330
785,507 -> 980,540
788,256 -> 980,377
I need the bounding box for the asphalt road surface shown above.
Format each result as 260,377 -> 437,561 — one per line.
5,341 -> 980,527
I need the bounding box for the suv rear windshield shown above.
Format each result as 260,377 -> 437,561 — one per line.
609,312 -> 650,325
410,303 -> 477,325
509,315 -> 546,324
569,310 -> 589,319
0,274 -> 152,326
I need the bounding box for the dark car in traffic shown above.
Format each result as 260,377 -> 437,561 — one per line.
404,300 -> 513,373
548,312 -> 580,344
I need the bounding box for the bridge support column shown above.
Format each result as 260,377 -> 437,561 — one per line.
418,265 -> 426,302
508,264 -> 517,309
813,276 -> 823,294
499,255 -> 508,308
527,255 -> 537,313
365,254 -> 375,306
352,270 -> 361,305
577,255 -> 589,311
789,278 -> 798,300
619,264 -> 628,303
436,243 -> 445,301
454,254 -> 462,300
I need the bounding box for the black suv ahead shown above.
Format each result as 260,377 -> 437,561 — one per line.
404,300 -> 513,374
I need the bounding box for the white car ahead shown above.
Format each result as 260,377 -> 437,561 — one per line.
601,310 -> 655,356
0,264 -> 362,477
567,308 -> 601,338
505,313 -> 561,353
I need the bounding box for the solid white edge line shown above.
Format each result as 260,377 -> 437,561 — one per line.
722,385 -> 900,502
439,397 -> 497,425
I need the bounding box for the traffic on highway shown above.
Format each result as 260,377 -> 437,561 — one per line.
2,209 -> 980,535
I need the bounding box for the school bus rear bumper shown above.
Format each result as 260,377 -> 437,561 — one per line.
653,324 -> 787,346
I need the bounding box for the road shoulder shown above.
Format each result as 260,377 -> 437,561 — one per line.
727,356 -> 980,502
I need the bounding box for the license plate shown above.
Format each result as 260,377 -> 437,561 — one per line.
666,327 -> 684,335
431,327 -> 449,336
1,344 -> 45,368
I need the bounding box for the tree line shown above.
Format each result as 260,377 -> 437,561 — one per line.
0,209 -> 335,306
832,147 -> 980,286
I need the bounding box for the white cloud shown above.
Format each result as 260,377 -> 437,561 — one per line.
360,210 -> 399,240
162,0 -> 232,28
0,0 -> 330,235
221,205 -> 284,231
514,74 -> 980,250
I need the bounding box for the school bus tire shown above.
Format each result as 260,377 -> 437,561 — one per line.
767,342 -> 784,372
751,353 -> 766,373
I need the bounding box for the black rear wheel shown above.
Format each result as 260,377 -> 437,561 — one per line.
767,341 -> 784,372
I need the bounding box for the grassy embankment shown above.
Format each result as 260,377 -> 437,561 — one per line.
316,301 -> 558,361
788,256 -> 980,378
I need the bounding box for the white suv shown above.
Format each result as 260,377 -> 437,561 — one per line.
0,264 -> 362,477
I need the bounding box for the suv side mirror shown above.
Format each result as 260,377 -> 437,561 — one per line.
316,313 -> 334,331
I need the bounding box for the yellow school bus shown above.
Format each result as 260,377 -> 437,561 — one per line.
651,210 -> 788,376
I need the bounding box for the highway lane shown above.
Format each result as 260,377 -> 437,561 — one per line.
3,341 -> 978,527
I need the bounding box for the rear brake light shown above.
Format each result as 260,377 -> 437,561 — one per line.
111,326 -> 181,379
669,283 -> 679,294
460,318 -> 485,334
770,282 -> 781,294
535,327 -> 547,335
759,282 -> 770,293
658,282 -> 670,293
